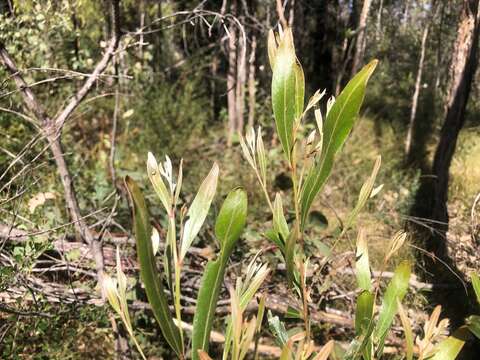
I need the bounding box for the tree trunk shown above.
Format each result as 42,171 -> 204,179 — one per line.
402,0 -> 411,30
351,0 -> 372,76
431,0 -> 480,249
247,35 -> 257,129
226,1 -> 238,146
405,23 -> 430,160
235,22 -> 246,135
375,0 -> 383,42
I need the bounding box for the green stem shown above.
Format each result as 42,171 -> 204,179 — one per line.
290,141 -> 311,344
169,214 -> 185,356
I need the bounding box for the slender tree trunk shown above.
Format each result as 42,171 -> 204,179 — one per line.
375,0 -> 383,42
402,0 -> 411,30
247,35 -> 257,129
431,0 -> 480,248
351,0 -> 372,76
226,1 -> 238,146
235,32 -> 246,135
405,24 -> 430,159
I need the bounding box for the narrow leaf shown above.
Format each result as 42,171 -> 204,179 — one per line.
300,60 -> 378,226
397,301 -> 414,360
471,273 -> 480,305
374,260 -> 411,355
273,193 -> 289,248
268,311 -> 289,347
355,229 -> 372,292
147,152 -> 171,213
180,163 -> 219,261
271,27 -> 304,163
192,188 -> 247,360
125,177 -> 183,357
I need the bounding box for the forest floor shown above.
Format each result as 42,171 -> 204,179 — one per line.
1,116 -> 479,359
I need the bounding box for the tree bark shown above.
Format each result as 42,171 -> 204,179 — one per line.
351,0 -> 372,76
235,31 -> 246,135
247,35 -> 257,129
431,0 -> 480,250
226,1 -> 238,146
405,22 -> 430,160
375,0 -> 384,42
402,0 -> 411,30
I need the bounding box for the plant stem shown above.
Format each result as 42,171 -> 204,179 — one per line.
169,213 -> 185,356
290,140 -> 310,344
253,166 -> 274,213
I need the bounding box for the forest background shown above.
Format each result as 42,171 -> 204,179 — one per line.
1,0 -> 480,358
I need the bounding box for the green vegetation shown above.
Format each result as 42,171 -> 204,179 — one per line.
2,1 -> 480,359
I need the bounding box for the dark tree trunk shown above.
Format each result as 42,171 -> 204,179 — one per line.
431,0 -> 480,249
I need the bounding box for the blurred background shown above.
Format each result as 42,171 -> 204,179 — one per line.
1,0 -> 479,358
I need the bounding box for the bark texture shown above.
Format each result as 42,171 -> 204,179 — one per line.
351,0 -> 372,76
431,0 -> 480,235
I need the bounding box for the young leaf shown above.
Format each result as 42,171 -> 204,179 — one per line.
214,188 -> 248,254
300,60 -> 378,226
374,260 -> 411,355
273,193 -> 289,249
285,225 -> 298,287
268,29 -> 277,70
124,177 -> 183,357
180,162 -> 219,261
191,188 -> 247,360
355,229 -> 372,292
430,326 -> 471,360
355,290 -> 374,336
268,311 -> 289,347
271,27 -> 304,163
344,156 -> 382,231
147,152 -> 171,213
397,301 -> 414,360
256,126 -> 267,184
293,60 -> 305,123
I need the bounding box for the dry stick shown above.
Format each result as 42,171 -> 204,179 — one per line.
0,0 -> 121,294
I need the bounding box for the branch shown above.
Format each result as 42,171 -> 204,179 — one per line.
54,0 -> 121,130
0,44 -> 49,124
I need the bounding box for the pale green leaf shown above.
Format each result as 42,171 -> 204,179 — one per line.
374,260 -> 411,355
180,162 -> 219,261
431,327 -> 471,360
471,273 -> 480,305
355,229 -> 371,292
147,152 -> 171,213
271,27 -> 304,163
